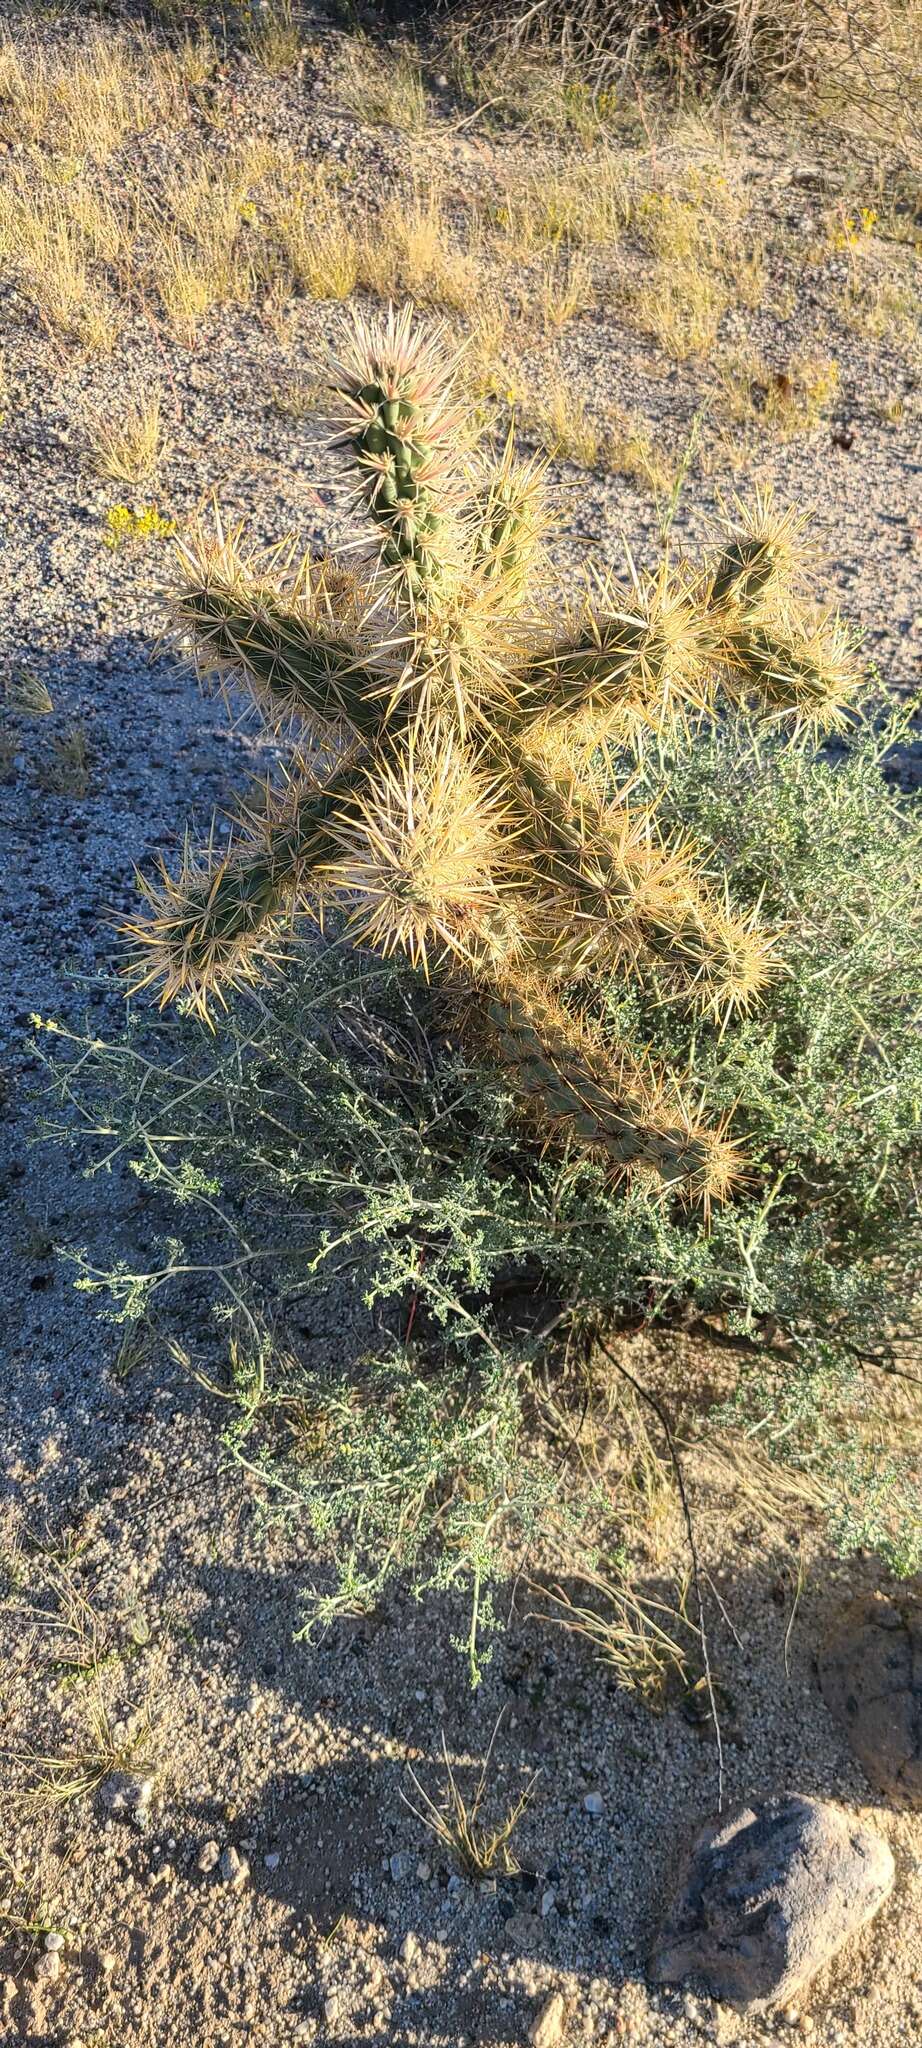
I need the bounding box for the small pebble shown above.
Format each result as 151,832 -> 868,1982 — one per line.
197,1840 -> 221,1874
583,1791 -> 604,1816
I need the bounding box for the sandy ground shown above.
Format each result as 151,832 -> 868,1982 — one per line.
0,10 -> 921,2044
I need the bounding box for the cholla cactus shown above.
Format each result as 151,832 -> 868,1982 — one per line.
126,304 -> 859,1205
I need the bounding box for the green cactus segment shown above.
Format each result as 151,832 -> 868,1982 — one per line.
709,534 -> 781,615
473,434 -> 546,596
501,745 -> 642,933
127,769 -> 367,1013
725,622 -> 857,726
352,394 -> 442,595
329,303 -> 463,604
181,855 -> 284,975
176,565 -> 385,741
484,981 -> 730,1199
518,585 -> 709,737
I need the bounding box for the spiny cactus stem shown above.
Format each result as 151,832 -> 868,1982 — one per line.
482,978 -> 738,1203
177,577 -> 388,741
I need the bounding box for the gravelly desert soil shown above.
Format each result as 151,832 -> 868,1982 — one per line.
0,10 -> 921,2045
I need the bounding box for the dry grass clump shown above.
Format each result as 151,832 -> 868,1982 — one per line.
490,149 -> 628,254
270,376 -> 327,418
634,268 -> 730,360
457,297 -> 525,407
537,247 -> 595,331
245,0 -> 302,74
355,178 -> 485,316
267,161 -> 361,302
150,153 -> 259,340
332,36 -> 429,132
624,161 -> 757,359
5,666 -> 53,717
38,725 -> 92,798
453,0 -> 922,157
715,350 -> 841,440
538,1561 -> 696,1709
602,413 -> 678,497
525,378 -> 602,466
0,176 -> 124,351
23,1693 -> 153,1811
404,1726 -> 539,1877
87,388 -> 168,485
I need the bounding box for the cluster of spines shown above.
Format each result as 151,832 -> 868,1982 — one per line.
127,305 -> 862,1201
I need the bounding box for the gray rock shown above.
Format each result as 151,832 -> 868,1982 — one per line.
197,1839 -> 221,1874
649,1795 -> 894,2012
818,1592 -> 922,1809
99,1771 -> 153,1820
219,1845 -> 249,1890
32,1951 -> 61,1986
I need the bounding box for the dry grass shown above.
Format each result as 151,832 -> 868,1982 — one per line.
5,666 -> 53,717
168,28 -> 217,89
332,36 -> 429,132
87,388 -> 168,485
537,247 -> 594,331
265,159 -> 361,301
38,726 -> 91,798
245,0 -> 302,74
714,349 -> 841,438
537,1560 -> 696,1710
270,377 -> 326,418
10,1552 -> 155,1812
458,0 -> 922,158
0,28 -> 185,160
602,412 -> 677,497
842,268 -> 922,351
457,297 -> 524,407
623,159 -> 760,359
0,177 -> 123,351
452,42 -> 625,146
527,379 -> 602,466
633,267 -> 730,359
403,1723 -> 539,1878
492,150 -> 627,254
23,1692 -> 153,1810
359,179 -> 484,313
150,153 -> 258,340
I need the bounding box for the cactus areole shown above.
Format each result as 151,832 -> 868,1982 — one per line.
126,303 -> 858,1206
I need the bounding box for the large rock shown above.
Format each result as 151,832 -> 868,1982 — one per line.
818,1591 -> 922,1810
649,1795 -> 893,2011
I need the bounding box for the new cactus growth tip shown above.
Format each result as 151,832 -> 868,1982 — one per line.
127,305 -> 859,1205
